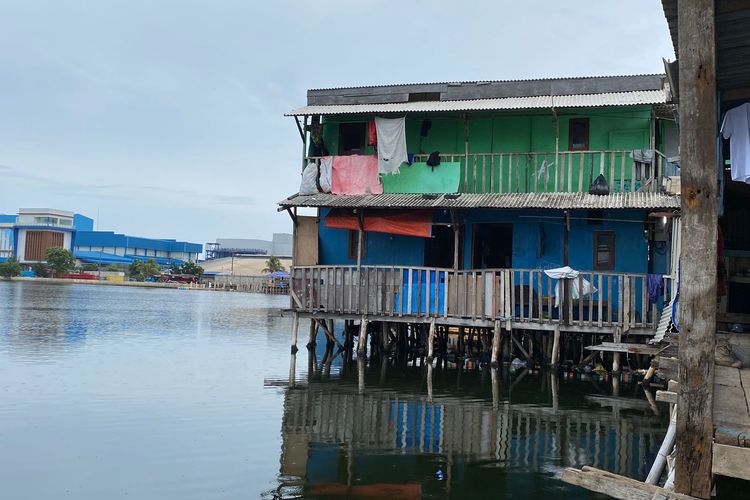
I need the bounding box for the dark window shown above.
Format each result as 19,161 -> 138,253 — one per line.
568,118 -> 590,151
338,122 -> 366,155
348,230 -> 366,260
593,231 -> 615,270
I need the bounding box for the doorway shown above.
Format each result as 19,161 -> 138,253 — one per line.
424,225 -> 456,268
472,224 -> 513,269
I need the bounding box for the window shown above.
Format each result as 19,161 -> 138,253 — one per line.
593,231 -> 615,270
338,122 -> 366,155
568,118 -> 590,151
347,230 -> 366,260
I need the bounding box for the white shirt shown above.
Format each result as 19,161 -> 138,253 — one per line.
721,103 -> 750,183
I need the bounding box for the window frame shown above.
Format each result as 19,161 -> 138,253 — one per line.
593,231 -> 616,271
568,117 -> 590,151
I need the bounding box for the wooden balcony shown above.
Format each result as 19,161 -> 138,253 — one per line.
306,149 -> 672,195
290,265 -> 663,334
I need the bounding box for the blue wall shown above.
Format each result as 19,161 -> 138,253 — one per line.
75,231 -> 202,254
459,209 -> 651,273
318,208 -> 425,266
73,214 -> 94,231
319,208 -> 656,275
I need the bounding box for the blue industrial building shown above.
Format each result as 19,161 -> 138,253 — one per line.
74,231 -> 201,266
0,208 -> 201,266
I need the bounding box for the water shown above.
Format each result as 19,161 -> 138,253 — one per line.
0,281 -> 668,499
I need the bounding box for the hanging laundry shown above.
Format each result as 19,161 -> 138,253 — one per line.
721,103 -> 750,183
299,162 -> 319,195
331,155 -> 383,195
319,156 -> 333,193
647,274 -> 664,303
543,266 -> 597,308
374,117 -> 408,175
426,151 -> 441,167
368,121 -> 377,147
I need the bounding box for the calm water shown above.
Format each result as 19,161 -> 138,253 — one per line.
0,281 -> 668,499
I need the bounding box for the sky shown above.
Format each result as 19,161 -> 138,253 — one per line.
0,0 -> 675,246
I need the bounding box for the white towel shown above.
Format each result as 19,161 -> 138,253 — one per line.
375,117 -> 408,175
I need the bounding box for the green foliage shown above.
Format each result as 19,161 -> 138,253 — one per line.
262,255 -> 285,274
31,262 -> 49,278
81,263 -> 99,272
0,257 -> 22,278
45,247 -> 75,276
128,259 -> 161,281
179,261 -> 204,278
168,262 -> 182,274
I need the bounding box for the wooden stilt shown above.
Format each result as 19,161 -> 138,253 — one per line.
357,317 -> 369,357
306,319 -> 318,349
290,312 -> 299,354
612,327 -> 622,374
551,324 -> 561,367
491,320 -> 502,366
426,318 -> 436,361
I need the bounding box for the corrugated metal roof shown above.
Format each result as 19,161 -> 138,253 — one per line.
286,90 -> 666,116
308,74 -> 665,92
278,192 -> 680,210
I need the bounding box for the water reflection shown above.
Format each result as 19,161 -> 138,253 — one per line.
273,353 -> 666,499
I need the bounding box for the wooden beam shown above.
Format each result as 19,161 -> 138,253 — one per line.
561,466 -> 698,500
675,0 -> 717,497
712,443 -> 750,480
657,390 -> 678,404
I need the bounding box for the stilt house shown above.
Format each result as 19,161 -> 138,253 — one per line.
279,74 -> 681,351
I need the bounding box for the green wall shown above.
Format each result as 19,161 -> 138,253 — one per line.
318,106 -> 655,194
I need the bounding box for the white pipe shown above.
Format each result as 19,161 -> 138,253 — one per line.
646,406 -> 677,484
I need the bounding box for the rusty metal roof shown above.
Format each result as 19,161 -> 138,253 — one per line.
286,90 -> 666,116
278,192 -> 680,210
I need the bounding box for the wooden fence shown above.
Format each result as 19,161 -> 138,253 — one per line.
306,149 -> 667,194
291,266 -> 660,331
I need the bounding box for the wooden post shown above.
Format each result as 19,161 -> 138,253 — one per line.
290,312 -> 299,354
453,224 -> 460,270
491,320 -> 502,366
612,326 -> 622,374
675,1 -> 717,497
551,324 -> 561,367
426,318 -> 436,361
563,210 -> 570,265
357,317 -> 369,357
307,319 -> 318,349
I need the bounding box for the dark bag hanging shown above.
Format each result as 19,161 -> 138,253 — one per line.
588,174 -> 610,195
426,151 -> 441,168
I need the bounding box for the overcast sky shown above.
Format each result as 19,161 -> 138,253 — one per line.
0,0 -> 674,246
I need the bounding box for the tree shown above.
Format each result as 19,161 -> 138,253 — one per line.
263,255 -> 286,274
0,257 -> 22,278
45,247 -> 75,277
141,259 -> 160,278
81,263 -> 99,272
128,259 -> 161,281
180,261 -> 204,278
168,262 -> 182,274
31,262 -> 49,278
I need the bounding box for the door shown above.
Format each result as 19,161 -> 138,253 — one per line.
472,224 -> 513,269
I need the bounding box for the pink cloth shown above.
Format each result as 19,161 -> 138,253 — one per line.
331,155 -> 383,195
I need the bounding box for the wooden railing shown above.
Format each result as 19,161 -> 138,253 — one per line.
305,150 -> 667,194
290,266 -> 659,330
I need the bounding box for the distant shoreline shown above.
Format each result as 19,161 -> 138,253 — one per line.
4,276 -> 199,290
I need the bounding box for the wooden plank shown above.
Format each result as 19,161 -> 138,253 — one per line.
585,343 -> 661,355
561,466 -> 698,500
567,152 -> 573,192
609,153 -> 615,191
620,153 -> 626,193
674,1 -> 718,496
498,154 -> 504,193
657,390 -> 678,404
713,443 -> 750,480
